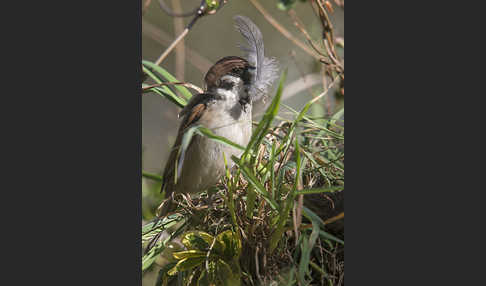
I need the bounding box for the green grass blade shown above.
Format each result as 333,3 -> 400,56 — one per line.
245,185 -> 257,219
242,70 -> 287,160
270,137 -> 302,253
298,235 -> 310,284
302,206 -> 344,245
142,60 -> 193,100
269,191 -> 294,253
142,66 -> 187,108
270,142 -> 276,200
318,230 -> 344,245
232,156 -> 277,210
295,186 -> 344,195
330,107 -> 344,126
196,126 -> 245,151
142,171 -> 162,182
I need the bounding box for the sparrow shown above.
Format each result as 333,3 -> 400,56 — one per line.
157,15 -> 278,216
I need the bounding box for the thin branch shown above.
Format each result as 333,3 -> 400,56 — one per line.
171,0 -> 186,80
315,0 -> 344,73
248,0 -> 321,60
154,0 -> 227,66
142,19 -> 212,73
142,0 -> 152,16
287,9 -> 326,58
323,212 -> 344,225
154,27 -> 190,66
154,1 -> 205,66
143,82 -> 204,94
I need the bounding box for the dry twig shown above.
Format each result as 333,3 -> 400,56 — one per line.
248,0 -> 321,60
142,82 -> 204,94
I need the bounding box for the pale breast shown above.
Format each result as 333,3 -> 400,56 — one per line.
175,100 -> 252,194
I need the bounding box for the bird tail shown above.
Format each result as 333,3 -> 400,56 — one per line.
234,15 -> 279,102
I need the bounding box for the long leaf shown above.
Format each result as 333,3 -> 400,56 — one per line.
295,186 -> 344,195
302,206 -> 344,245
142,66 -> 187,108
142,60 -> 193,100
142,171 -> 162,182
196,126 -> 245,151
232,156 -> 277,210
242,70 -> 286,160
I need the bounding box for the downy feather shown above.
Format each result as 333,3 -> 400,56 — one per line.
233,15 -> 279,102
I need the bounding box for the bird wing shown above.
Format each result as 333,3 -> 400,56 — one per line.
161,93 -> 222,196
161,103 -> 206,196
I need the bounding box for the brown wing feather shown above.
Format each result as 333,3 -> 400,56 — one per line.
161,103 -> 207,197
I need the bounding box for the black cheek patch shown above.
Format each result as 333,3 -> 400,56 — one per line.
241,69 -> 252,85
229,102 -> 242,120
239,95 -> 250,112
219,81 -> 234,90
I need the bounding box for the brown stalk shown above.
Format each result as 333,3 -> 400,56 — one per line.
142,19 -> 212,73
154,28 -> 190,66
171,0 -> 186,80
287,9 -> 326,58
314,0 -> 344,74
142,0 -> 152,16
142,82 -> 204,94
248,0 -> 321,60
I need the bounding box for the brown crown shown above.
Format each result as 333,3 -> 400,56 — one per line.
204,56 -> 250,89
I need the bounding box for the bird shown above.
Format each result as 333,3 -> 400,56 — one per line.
157,15 -> 279,217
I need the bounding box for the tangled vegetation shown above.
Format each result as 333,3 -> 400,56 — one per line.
142,64 -> 343,285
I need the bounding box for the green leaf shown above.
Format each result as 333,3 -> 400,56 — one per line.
181,231 -> 217,251
295,186 -> 344,195
245,185 -> 257,219
277,0 -> 297,11
241,70 -> 286,160
232,157 -> 277,210
205,0 -> 220,10
269,191 -> 294,253
149,86 -> 187,108
167,256 -> 206,276
142,66 -> 187,108
293,138 -> 304,193
196,126 -> 246,151
298,210 -> 322,283
318,230 -> 344,245
142,171 -> 162,181
216,230 -> 242,260
297,235 -> 310,284
331,107 -> 344,126
142,245 -> 166,271
216,259 -> 241,286
172,250 -> 207,260
142,60 -> 193,100
302,206 -> 344,245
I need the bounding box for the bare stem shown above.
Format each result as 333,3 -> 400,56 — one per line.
248,0 -> 321,60
142,19 -> 212,73
154,28 -> 189,66
143,82 -> 204,94
171,0 -> 186,80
